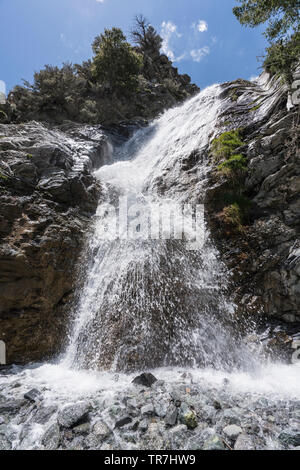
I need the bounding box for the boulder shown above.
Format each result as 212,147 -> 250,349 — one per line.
132,373 -> 157,387
58,401 -> 90,428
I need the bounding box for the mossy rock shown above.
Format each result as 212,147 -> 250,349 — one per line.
182,411 -> 198,430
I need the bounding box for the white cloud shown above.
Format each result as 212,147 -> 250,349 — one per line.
197,20 -> 208,33
190,46 -> 210,62
95,0 -> 105,3
160,21 -> 181,61
175,53 -> 187,63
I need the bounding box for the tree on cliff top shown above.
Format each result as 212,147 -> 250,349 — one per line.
92,27 -> 142,93
131,15 -> 163,79
131,15 -> 162,58
233,0 -> 300,82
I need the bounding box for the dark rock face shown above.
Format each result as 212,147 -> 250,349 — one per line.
153,72 -> 300,326
0,121 -> 111,364
207,76 -> 300,324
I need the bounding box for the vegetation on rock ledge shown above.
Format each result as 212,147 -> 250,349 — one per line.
2,17 -> 198,126
211,130 -> 244,162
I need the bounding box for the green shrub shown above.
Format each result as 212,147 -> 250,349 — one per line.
217,153 -> 247,172
221,203 -> 244,233
211,130 -> 244,162
92,28 -> 143,94
163,78 -> 181,95
264,32 -> 300,83
233,1 -> 300,83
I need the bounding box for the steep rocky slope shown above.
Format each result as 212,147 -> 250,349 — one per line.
151,71 -> 300,328
208,75 -> 300,327
0,122 -> 113,363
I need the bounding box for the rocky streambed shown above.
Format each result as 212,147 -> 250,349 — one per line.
0,365 -> 299,451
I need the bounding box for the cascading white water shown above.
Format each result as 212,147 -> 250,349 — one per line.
62,85 -> 258,372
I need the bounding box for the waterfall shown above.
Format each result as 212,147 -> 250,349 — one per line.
63,85 -> 257,372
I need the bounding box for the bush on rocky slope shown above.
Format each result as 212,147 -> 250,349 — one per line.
2,22 -> 199,126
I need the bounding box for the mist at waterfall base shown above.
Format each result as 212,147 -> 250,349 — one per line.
1,84 -> 300,412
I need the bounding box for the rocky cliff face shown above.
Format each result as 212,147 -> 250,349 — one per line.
0,121 -> 113,363
152,72 -> 300,327
209,75 -> 300,326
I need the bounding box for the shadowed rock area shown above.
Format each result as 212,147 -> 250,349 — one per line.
0,121 -> 112,363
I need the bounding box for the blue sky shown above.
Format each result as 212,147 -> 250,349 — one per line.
0,0 -> 268,94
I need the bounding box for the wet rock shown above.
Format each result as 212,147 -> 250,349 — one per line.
139,419 -> 149,433
92,420 -> 111,440
213,400 -> 222,410
165,404 -> 178,427
132,373 -> 157,388
278,430 -> 300,447
58,401 -> 90,428
73,422 -> 90,435
179,403 -> 198,430
221,408 -> 242,425
202,435 -> 225,451
154,400 -> 168,418
142,422 -> 166,450
0,435 -> 12,450
0,121 -> 104,365
141,404 -> 155,417
198,405 -> 217,424
69,436 -> 85,451
24,389 -> 42,403
169,424 -> 188,450
84,433 -> 99,450
33,405 -> 57,425
223,424 -> 243,440
42,423 -> 60,450
0,399 -> 25,414
234,433 -> 255,450
115,415 -> 132,428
